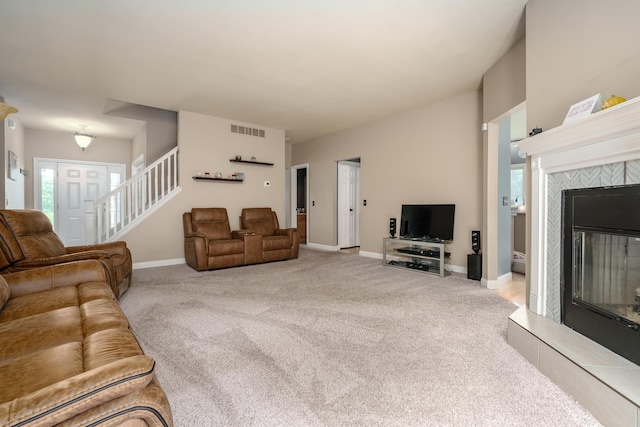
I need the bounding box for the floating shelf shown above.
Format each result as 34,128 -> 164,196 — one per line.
192,176 -> 243,182
229,159 -> 274,166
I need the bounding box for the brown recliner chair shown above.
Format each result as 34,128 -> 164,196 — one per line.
240,208 -> 299,262
183,208 -> 262,271
0,209 -> 132,298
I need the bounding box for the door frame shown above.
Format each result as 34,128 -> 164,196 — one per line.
337,159 -> 361,249
290,163 -> 309,244
33,157 -> 126,241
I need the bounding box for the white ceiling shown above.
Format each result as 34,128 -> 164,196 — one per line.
0,0 -> 526,144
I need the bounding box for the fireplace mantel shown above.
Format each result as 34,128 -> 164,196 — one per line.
507,96 -> 640,426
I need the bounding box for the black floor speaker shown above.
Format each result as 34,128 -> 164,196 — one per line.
467,253 -> 482,281
389,218 -> 396,238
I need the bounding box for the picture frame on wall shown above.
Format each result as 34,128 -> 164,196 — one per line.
563,94 -> 603,125
8,150 -> 18,181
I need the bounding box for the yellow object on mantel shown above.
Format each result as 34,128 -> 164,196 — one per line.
0,102 -> 18,120
602,95 -> 626,110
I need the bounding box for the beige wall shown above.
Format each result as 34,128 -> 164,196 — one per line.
24,128 -> 132,209
122,110 -> 286,264
483,36 -> 526,123
4,116 -> 26,209
291,91 -> 483,269
526,0 -> 640,131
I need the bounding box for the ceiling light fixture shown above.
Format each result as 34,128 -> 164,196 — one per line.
0,101 -> 18,121
75,124 -> 96,150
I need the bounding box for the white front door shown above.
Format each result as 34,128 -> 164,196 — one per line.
57,163 -> 107,246
338,161 -> 360,248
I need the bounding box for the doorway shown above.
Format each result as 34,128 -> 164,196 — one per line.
484,103 -> 526,290
34,158 -> 125,246
337,159 -> 360,249
290,164 -> 309,245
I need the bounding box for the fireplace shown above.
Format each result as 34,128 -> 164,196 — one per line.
562,184 -> 640,365
506,98 -> 640,423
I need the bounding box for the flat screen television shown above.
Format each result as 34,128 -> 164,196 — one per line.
399,204 -> 455,242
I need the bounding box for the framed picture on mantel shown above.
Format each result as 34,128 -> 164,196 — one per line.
563,94 -> 603,125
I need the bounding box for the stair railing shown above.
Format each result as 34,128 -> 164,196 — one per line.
90,147 -> 179,243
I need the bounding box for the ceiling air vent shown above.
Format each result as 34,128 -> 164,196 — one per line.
231,124 -> 265,138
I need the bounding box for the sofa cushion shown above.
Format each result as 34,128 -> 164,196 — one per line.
0,342 -> 83,404
80,299 -> 129,337
1,210 -> 67,258
83,328 -> 145,370
0,307 -> 83,360
0,285 -> 79,324
209,238 -> 244,256
191,208 -> 232,240
0,281 -> 114,324
241,208 -> 276,236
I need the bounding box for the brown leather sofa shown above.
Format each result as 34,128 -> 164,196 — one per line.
183,207 -> 298,271
0,260 -> 173,427
0,209 -> 132,298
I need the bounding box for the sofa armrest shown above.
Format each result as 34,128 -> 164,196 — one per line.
0,355 -> 155,427
232,229 -> 256,238
4,260 -> 110,298
275,228 -> 296,240
184,234 -> 209,271
66,241 -> 128,257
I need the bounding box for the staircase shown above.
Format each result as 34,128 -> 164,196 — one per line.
88,147 -> 181,244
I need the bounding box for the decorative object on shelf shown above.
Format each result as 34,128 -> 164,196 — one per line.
0,101 -> 18,120
8,150 -> 18,181
204,172 -> 210,177
251,156 -> 257,162
74,124 -> 96,150
192,176 -> 243,182
214,172 -> 222,179
229,158 -> 274,166
563,94 -> 603,125
602,94 -> 626,110
235,155 -> 242,160
529,127 -> 543,137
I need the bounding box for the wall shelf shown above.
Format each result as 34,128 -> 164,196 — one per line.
229,159 -> 274,166
192,176 -> 243,182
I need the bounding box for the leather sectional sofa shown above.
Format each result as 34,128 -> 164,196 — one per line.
0,260 -> 172,426
183,207 -> 299,271
0,209 -> 132,298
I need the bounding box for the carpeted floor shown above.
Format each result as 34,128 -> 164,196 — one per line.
120,249 -> 602,426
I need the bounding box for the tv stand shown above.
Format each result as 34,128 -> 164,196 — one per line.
383,237 -> 450,277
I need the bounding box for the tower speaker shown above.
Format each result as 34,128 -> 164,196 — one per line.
467,253 -> 482,281
471,230 -> 481,254
390,218 -> 396,238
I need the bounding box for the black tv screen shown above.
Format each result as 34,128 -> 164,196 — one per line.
400,204 -> 455,241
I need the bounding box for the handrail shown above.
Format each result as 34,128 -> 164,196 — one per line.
90,147 -> 179,243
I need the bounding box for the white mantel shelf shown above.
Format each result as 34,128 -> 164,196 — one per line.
518,95 -> 640,158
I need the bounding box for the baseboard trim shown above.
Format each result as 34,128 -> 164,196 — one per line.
483,272 -> 512,289
133,258 -> 186,270
305,243 -> 340,252
358,251 -> 381,259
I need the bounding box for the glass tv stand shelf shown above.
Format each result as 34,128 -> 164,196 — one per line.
382,237 -> 451,277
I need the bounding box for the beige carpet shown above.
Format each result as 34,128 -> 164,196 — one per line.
120,249 -> 601,426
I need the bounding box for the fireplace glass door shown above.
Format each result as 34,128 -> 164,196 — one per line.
573,229 -> 640,328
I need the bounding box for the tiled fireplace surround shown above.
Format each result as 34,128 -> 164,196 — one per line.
508,96 -> 640,427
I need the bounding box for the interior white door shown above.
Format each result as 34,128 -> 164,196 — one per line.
57,163 -> 107,246
338,161 -> 359,248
